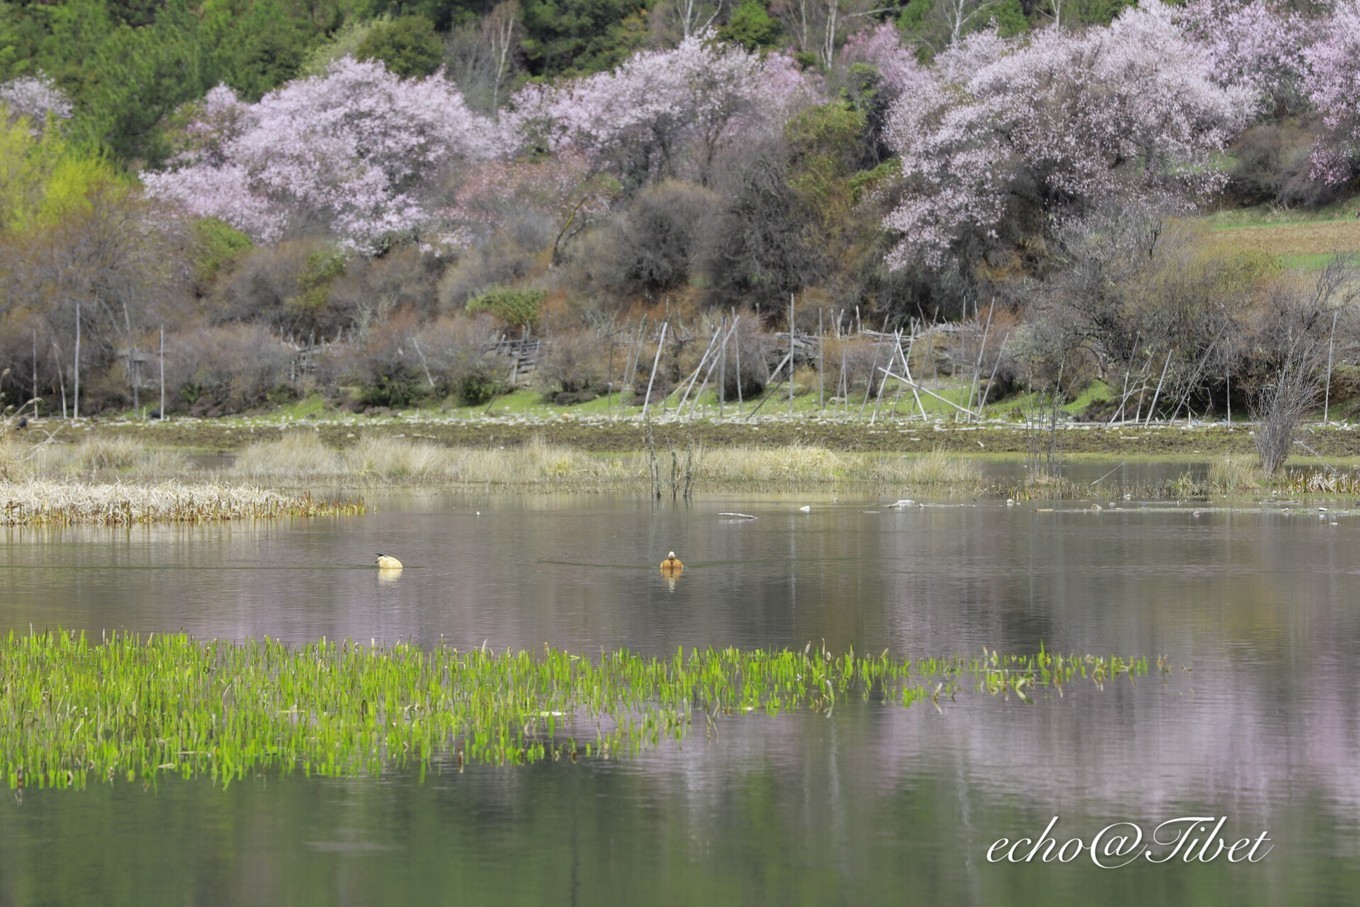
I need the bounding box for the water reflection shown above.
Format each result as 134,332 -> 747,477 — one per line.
1,483 -> 1358,903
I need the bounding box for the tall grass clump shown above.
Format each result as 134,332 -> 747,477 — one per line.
5,436 -> 189,482
342,435 -> 449,481
231,431 -> 342,481
0,632 -> 1154,790
1207,457 -> 1263,494
871,449 -> 985,488
696,445 -> 849,485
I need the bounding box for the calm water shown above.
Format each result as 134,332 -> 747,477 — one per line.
2,483 -> 1359,905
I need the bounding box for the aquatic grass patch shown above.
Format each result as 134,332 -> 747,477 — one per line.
0,632 -> 1153,790
1207,456 -> 1263,494
870,449 -> 985,487
1281,465 -> 1360,495
0,480 -> 364,526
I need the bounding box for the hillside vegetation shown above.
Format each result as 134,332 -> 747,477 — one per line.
2,0 -> 1360,471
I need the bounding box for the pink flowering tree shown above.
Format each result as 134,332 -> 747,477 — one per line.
1302,1 -> 1360,185
143,58 -> 499,254
883,3 -> 1254,270
1176,0 -> 1309,117
503,32 -> 822,189
837,22 -> 930,103
0,74 -> 74,128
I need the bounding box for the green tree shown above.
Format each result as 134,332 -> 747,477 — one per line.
0,111 -> 120,235
718,0 -> 779,52
519,0 -> 646,76
200,0 -> 311,100
73,5 -> 210,165
354,15 -> 443,77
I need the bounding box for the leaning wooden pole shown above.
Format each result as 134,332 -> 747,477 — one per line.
642,321 -> 668,420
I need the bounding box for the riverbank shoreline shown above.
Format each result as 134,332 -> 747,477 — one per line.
22,413 -> 1360,460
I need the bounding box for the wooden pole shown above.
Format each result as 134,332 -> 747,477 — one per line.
1145,348 -> 1173,426
1323,309 -> 1338,424
159,325 -> 165,421
73,299 -> 80,420
52,342 -> 66,419
718,316 -> 726,419
676,320 -> 725,412
691,317 -> 738,419
788,294 -> 795,416
733,309 -> 742,410
642,321 -> 667,420
818,307 -> 825,412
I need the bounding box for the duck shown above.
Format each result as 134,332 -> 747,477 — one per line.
659,551 -> 683,572
375,553 -> 403,570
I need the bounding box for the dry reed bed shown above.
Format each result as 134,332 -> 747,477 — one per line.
228,433 -> 989,491
0,479 -> 364,526
15,433 -> 1341,501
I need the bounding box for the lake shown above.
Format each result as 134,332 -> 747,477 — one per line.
1,484 -> 1358,904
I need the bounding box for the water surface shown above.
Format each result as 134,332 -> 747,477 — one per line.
1,486 -> 1357,904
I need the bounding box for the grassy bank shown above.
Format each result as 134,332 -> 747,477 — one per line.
1,630 -> 1151,790
29,406 -> 1360,459
8,426 -> 1360,502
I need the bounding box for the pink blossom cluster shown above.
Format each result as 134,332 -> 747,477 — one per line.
1176,0 -> 1308,115
0,74 -> 74,128
838,22 -> 930,102
1302,1 -> 1360,184
144,58 -> 498,253
883,2 -> 1253,269
502,31 -> 820,187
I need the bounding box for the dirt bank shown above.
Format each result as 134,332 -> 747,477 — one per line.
51,416 -> 1360,461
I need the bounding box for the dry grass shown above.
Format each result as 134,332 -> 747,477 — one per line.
697,445 -> 850,484
8,434 -> 1001,494
695,446 -> 988,490
230,434 -> 643,488
3,435 -> 189,482
231,432 -> 342,481
869,449 -> 986,487
0,480 -> 364,526
1207,457 -> 1263,494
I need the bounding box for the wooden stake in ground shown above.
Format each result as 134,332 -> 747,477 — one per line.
718,316 -> 726,419
159,325 -> 165,421
1324,309 -> 1338,424
818,308 -> 825,412
788,294 -> 795,416
73,299 -> 80,420
642,322 -> 668,420
733,308 -> 743,410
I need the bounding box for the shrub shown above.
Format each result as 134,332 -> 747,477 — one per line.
536,332 -> 611,404
596,180 -> 721,297
467,286 -> 545,330
190,217 -> 254,292
409,313 -> 506,405
166,323 -> 296,414
340,310 -> 425,409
